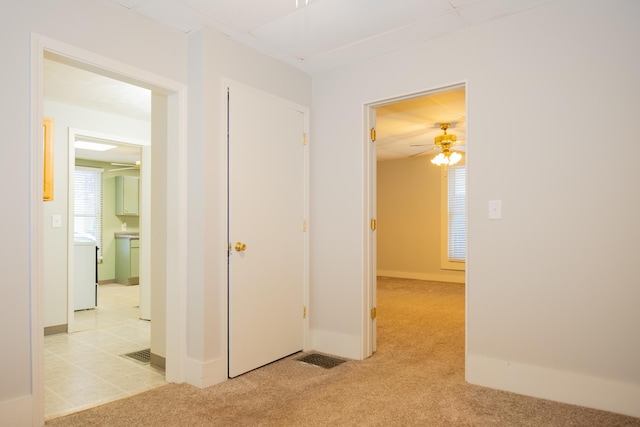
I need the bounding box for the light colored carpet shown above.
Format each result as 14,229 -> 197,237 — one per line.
47,277 -> 640,426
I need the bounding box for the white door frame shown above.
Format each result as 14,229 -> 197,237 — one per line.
363,106 -> 377,357
362,82 -> 468,359
66,129 -> 150,332
30,33 -> 188,425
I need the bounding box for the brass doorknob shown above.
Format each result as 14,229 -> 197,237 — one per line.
235,242 -> 247,252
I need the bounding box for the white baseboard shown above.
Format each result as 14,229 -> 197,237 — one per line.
311,329 -> 362,360
466,354 -> 640,418
185,357 -> 228,388
0,394 -> 33,427
377,270 -> 465,284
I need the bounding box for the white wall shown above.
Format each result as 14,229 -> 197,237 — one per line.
43,100 -> 148,328
185,27 -> 312,387
0,0 -> 186,424
311,0 -> 640,417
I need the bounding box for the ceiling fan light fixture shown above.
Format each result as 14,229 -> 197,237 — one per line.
431,151 -> 462,166
434,134 -> 456,145
431,123 -> 461,166
434,123 -> 456,145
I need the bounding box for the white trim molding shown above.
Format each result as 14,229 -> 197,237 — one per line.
31,32 -> 189,424
0,395 -> 33,427
467,354 -> 640,419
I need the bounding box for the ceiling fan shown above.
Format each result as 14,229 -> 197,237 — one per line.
410,123 -> 465,165
110,160 -> 141,172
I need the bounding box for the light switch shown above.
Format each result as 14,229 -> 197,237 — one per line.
51,214 -> 62,228
488,200 -> 502,220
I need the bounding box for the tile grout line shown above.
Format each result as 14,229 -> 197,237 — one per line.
45,284 -> 166,419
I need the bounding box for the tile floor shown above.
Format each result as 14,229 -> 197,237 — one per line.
45,283 -> 166,420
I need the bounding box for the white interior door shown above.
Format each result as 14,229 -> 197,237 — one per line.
228,83 -> 306,378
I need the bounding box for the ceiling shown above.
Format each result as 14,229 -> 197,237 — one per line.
44,0 -> 554,163
108,0 -> 553,75
375,86 -> 465,161
44,57 -> 149,165
45,57 -> 464,162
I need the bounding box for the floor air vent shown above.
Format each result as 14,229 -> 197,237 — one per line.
122,348 -> 151,364
297,353 -> 346,369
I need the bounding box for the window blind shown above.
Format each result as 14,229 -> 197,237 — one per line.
74,167 -> 103,260
448,166 -> 466,262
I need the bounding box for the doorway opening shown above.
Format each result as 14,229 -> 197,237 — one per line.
70,134 -> 147,322
44,58 -> 157,419
365,83 -> 468,357
33,36 -> 187,424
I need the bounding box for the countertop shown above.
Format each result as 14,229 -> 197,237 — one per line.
114,232 -> 139,239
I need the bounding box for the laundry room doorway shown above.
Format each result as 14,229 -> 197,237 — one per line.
34,36 -> 188,422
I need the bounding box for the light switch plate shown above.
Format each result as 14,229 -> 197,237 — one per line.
488,200 -> 502,220
52,214 -> 62,228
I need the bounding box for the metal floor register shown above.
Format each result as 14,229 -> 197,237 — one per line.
296,353 -> 346,369
122,348 -> 151,364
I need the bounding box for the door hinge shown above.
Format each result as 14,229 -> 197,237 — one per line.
370,307 -> 377,320
303,133 -> 307,145
303,220 -> 307,232
303,306 -> 307,319
370,218 -> 377,231
370,128 -> 376,142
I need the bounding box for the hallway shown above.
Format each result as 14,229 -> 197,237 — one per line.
46,278 -> 640,426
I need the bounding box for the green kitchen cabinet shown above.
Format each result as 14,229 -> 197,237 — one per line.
130,241 -> 139,279
115,175 -> 139,216
115,236 -> 139,285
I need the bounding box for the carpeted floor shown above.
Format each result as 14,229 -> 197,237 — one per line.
47,277 -> 640,426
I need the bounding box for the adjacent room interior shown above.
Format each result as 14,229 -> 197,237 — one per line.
43,57 -> 167,419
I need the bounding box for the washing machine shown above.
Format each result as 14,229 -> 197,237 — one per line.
74,236 -> 97,310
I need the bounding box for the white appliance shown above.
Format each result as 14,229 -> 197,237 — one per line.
74,237 -> 97,310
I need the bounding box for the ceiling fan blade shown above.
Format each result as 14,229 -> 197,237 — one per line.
409,144 -> 435,147
109,167 -> 135,171
111,162 -> 135,166
409,149 -> 436,158
411,139 -> 465,146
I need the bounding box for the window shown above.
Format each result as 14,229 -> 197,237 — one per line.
74,167 -> 103,260
441,165 -> 466,269
447,166 -> 466,262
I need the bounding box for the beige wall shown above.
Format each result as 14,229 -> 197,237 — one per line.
377,156 -> 464,283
